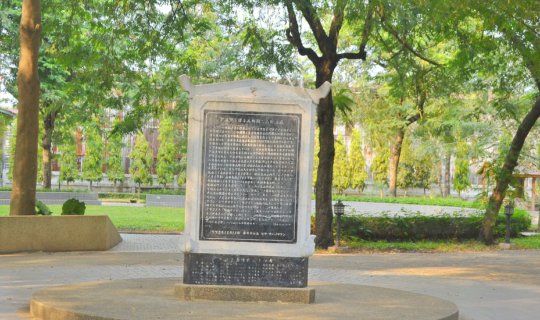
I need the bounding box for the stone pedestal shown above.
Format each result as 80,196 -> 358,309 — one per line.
175,283 -> 315,304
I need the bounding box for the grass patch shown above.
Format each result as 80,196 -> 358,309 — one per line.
0,205 -> 184,232
330,195 -> 484,209
343,239 -> 492,252
513,235 -> 540,249
333,236 -> 540,253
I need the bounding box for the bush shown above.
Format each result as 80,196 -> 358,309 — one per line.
35,200 -> 52,215
311,209 -> 531,241
61,198 -> 86,215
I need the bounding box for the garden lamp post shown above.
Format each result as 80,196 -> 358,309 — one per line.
504,204 -> 514,244
333,200 -> 345,247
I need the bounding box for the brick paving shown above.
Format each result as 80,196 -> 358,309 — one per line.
2,234 -> 540,319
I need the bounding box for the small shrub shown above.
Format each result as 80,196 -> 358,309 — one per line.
61,198 -> 86,215
35,200 -> 52,215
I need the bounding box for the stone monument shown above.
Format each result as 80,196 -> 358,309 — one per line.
176,76 -> 330,303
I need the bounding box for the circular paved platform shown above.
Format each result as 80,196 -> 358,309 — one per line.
30,278 -> 458,320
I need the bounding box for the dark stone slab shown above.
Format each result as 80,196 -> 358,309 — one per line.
183,252 -> 308,288
200,111 -> 302,243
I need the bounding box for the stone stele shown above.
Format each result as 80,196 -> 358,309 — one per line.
177,76 -> 330,303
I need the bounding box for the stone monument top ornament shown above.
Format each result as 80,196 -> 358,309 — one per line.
178,76 -> 329,299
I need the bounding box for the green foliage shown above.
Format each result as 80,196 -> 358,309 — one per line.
59,134 -> 79,185
35,200 -> 52,215
336,209 -> 530,241
397,138 -> 415,190
61,198 -> 86,215
156,115 -> 180,188
349,128 -> 367,191
176,156 -> 187,187
106,133 -> 125,184
129,133 -> 153,188
453,141 -> 471,196
332,134 -> 349,194
333,88 -> 354,118
81,124 -> 103,185
397,138 -> 433,192
371,146 -> 390,187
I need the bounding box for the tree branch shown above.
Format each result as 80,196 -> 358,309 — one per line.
285,0 -> 320,63
337,3 -> 373,62
329,0 -> 346,49
292,0 -> 331,56
406,91 -> 426,125
378,12 -> 441,66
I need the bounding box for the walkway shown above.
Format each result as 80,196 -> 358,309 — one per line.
1,234 -> 540,319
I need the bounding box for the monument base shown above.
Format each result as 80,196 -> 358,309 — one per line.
175,283 -> 315,304
30,278 -> 460,320
184,252 -> 308,287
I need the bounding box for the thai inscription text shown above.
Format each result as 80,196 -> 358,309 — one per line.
200,110 -> 301,243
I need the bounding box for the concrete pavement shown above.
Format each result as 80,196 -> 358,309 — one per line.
2,234 -> 540,319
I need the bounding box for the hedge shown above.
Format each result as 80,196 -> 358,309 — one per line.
312,209 -> 531,241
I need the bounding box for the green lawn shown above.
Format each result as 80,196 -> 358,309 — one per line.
0,205 -> 184,232
331,235 -> 540,252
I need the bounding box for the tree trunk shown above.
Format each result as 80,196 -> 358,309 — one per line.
443,152 -> 451,197
42,110 -> 57,189
10,0 -> 42,216
482,96 -> 540,244
314,61 -> 336,249
388,128 -> 405,197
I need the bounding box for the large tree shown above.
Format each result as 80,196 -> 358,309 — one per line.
9,0 -> 41,215
474,1 -> 540,244
282,0 -> 375,247
424,0 -> 540,243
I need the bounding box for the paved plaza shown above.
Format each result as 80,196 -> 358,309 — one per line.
1,233 -> 540,319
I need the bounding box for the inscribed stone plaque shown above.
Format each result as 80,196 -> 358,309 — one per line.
183,252 -> 308,288
200,110 -> 301,243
